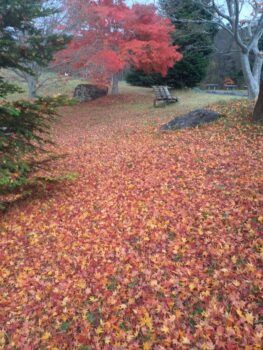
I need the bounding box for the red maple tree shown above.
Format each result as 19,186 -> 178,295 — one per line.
56,0 -> 182,94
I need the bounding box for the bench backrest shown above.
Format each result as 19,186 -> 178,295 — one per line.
163,86 -> 173,99
153,85 -> 172,100
152,86 -> 163,99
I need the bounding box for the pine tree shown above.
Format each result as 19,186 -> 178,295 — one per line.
0,0 -> 70,98
0,1 -> 71,193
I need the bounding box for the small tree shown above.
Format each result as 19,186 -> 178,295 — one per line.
56,0 -> 182,95
0,98 -> 58,191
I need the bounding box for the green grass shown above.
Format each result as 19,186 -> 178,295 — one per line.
118,82 -> 244,123
1,69 -> 245,110
0,69 -> 83,100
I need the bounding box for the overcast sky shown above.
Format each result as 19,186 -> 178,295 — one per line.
127,0 -> 154,5
127,0 -> 252,18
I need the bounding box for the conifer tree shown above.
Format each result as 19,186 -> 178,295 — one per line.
0,1 -> 71,192
0,0 -> 70,98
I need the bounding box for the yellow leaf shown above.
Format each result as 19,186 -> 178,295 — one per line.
80,212 -> 89,220
169,315 -> 176,322
173,245 -> 180,254
236,308 -> 244,319
202,290 -> 210,297
41,331 -> 51,341
77,279 -> 87,289
36,292 -> 42,301
143,332 -> 156,350
0,330 -> 6,347
150,280 -> 158,287
140,309 -> 153,331
146,219 -> 157,229
231,256 -> 237,264
127,184 -> 135,190
198,228 -> 204,236
89,296 -> 97,303
245,312 -> 254,325
62,297 -> 69,306
143,340 -> 153,350
175,309 -> 182,319
258,216 -> 263,223
233,280 -> 240,287
182,336 -> 191,345
189,283 -> 195,291
95,326 -> 103,335
202,340 -> 215,350
161,324 -> 169,334
104,336 -> 111,344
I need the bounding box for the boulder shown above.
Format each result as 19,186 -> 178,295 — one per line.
73,84 -> 108,102
160,109 -> 221,131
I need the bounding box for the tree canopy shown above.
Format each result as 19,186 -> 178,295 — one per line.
0,1 -> 56,76
55,0 -> 182,94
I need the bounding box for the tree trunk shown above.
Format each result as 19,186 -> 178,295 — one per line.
111,73 -> 119,95
252,53 -> 263,86
252,80 -> 263,122
26,74 -> 38,99
240,52 -> 259,100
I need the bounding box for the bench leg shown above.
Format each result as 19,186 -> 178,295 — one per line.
154,99 -> 166,108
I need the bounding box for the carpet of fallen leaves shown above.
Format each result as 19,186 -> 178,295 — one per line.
0,94 -> 263,350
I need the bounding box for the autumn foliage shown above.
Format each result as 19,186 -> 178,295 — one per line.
55,0 -> 182,88
0,94 -> 262,349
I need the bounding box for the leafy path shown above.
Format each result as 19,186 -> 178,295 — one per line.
0,95 -> 262,349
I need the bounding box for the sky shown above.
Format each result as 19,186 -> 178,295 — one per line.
127,0 -> 153,5
127,0 -> 252,19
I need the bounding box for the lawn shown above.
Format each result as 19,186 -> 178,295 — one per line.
0,85 -> 262,349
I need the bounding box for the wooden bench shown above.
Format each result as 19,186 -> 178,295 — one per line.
206,83 -> 219,90
224,84 -> 237,90
152,85 -> 178,107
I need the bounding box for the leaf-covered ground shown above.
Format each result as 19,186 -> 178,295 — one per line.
0,92 -> 262,349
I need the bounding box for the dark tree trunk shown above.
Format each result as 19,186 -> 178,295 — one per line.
252,80 -> 263,122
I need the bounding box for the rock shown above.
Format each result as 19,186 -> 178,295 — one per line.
73,84 -> 108,102
160,109 -> 221,131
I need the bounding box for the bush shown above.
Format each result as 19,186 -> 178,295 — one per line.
126,52 -> 211,89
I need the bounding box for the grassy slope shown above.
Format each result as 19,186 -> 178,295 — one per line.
1,68 -> 242,105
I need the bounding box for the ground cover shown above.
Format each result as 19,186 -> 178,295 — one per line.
0,87 -> 262,349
